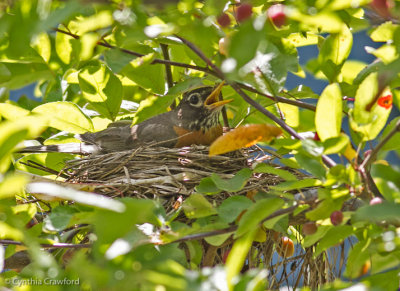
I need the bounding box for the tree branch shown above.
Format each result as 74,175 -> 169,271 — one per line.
361,118 -> 400,170
170,205 -> 298,244
0,239 -> 91,249
53,28 -> 316,112
174,35 -> 336,168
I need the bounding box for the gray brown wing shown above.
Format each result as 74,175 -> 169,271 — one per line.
80,112 -> 179,151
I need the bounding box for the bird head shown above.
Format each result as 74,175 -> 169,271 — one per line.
176,82 -> 232,131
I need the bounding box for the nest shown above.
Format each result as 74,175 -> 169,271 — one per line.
62,145 -> 289,210
56,145 -> 343,289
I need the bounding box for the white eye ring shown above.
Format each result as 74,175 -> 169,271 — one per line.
188,93 -> 202,107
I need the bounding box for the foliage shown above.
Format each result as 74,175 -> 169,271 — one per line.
0,0 -> 400,290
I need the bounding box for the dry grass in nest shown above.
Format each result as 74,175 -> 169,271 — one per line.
62,145 -> 291,209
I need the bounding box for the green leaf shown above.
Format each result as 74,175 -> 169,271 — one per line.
104,48 -> 136,73
315,83 -> 342,141
15,152 -> 75,176
132,94 -> 175,125
78,63 -> 123,121
344,239 -> 371,279
318,25 -> 353,81
0,222 -> 24,241
226,229 -> 257,290
182,193 -> 217,219
270,178 -> 322,191
295,153 -> 327,180
291,12 -> 343,33
0,102 -> 30,120
0,63 -> 12,83
303,225 -> 332,248
229,21 -> 263,69
352,202 -> 400,225
43,206 -> 77,233
240,41 -> 297,96
322,134 -> 350,154
0,174 -> 29,199
0,116 -> 46,171
341,60 -> 367,84
196,177 -> 221,195
210,169 -> 252,192
306,198 -> 345,221
121,46 -> 165,94
0,62 -> 52,90
361,269 -> 400,291
90,198 -> 156,246
31,32 -> 51,63
370,21 -> 398,42
314,225 -> 353,256
32,101 -> 94,134
351,73 -> 392,141
56,26 -> 80,64
253,163 -> 297,181
380,117 -> 400,151
218,196 -> 253,223
371,164 -> 400,201
236,198 -> 284,237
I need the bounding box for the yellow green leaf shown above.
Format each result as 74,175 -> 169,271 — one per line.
315,83 -> 342,141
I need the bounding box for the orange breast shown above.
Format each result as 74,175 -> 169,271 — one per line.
173,125 -> 223,147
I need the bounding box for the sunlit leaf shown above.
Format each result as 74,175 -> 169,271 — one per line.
32,101 -> 94,134
315,83 -> 342,141
0,174 -> 29,199
31,32 -> 51,63
0,102 -> 30,120
318,25 -> 353,81
78,63 -> 123,121
351,73 -> 392,141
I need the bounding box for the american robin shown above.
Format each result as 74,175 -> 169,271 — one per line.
19,82 -> 232,155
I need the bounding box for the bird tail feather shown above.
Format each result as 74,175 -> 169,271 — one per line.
17,143 -> 98,155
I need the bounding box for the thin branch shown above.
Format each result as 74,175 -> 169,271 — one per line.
170,205 -> 298,244
52,28 -> 214,75
160,43 -> 174,89
175,35 -> 336,168
240,83 -> 317,111
361,118 -> 400,170
53,28 -> 316,112
0,239 -> 91,249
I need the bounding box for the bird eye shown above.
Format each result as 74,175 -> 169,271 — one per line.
188,93 -> 201,107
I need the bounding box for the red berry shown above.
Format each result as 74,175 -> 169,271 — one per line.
217,13 -> 231,27
370,197 -> 383,205
330,211 -> 343,226
313,132 -> 320,141
235,4 -> 252,23
268,4 -> 286,27
302,222 -> 317,235
370,0 -> 391,18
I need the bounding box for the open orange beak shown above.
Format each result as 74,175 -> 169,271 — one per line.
204,81 -> 233,110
